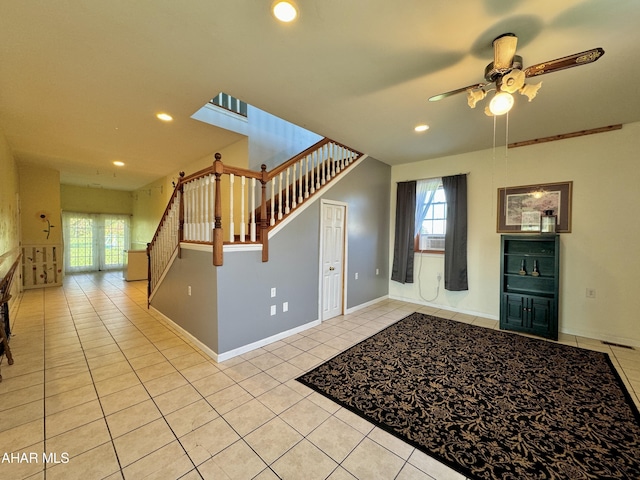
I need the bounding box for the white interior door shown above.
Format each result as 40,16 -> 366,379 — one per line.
321,202 -> 346,321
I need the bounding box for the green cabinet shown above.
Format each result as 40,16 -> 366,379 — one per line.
500,235 -> 559,340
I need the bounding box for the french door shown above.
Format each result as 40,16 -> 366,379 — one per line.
62,212 -> 130,273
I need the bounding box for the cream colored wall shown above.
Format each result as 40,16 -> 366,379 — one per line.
165,138 -> 249,237
0,131 -> 20,257
390,121 -> 640,347
217,139 -> 249,236
131,177 -> 168,249
165,137 -> 249,190
60,185 -> 133,215
131,138 -> 249,249
0,129 -> 21,307
18,163 -> 62,246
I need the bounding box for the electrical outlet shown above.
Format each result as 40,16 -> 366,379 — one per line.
283,301 -> 288,312
376,268 -> 379,275
586,288 -> 596,298
270,305 -> 276,316
188,285 -> 191,296
437,273 -> 442,282
355,272 -> 359,280
270,287 -> 276,298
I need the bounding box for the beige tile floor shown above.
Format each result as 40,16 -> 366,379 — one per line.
0,272 -> 638,480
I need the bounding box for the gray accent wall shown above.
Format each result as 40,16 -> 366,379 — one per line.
151,155 -> 391,356
319,157 -> 391,308
150,248 -> 219,351
216,206 -> 320,353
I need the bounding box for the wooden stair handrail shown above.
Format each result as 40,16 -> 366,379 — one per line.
175,137 -> 361,198
264,137 -> 361,181
267,138 -> 331,179
149,172 -> 183,248
181,163 -> 263,185
147,136 -> 363,295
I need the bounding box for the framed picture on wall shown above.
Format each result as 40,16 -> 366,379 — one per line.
497,181 -> 573,233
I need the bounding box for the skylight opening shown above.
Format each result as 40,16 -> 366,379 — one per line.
210,92 -> 248,117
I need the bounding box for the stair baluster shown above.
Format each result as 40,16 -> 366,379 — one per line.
147,139 -> 362,301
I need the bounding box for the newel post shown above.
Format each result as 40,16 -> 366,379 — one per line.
146,242 -> 151,307
213,153 -> 224,266
260,164 -> 269,262
177,171 -> 185,259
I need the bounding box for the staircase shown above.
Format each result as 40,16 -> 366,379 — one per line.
147,138 -> 363,300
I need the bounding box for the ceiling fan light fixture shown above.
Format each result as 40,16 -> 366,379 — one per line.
489,91 -> 514,116
520,82 -> 543,102
467,89 -> 487,108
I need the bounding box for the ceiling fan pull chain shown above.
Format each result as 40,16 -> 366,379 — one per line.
505,112 -> 510,186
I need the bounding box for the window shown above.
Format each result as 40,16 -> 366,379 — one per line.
62,213 -> 130,273
415,178 -> 447,253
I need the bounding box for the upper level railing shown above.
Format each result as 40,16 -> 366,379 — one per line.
147,138 -> 363,297
210,92 -> 248,117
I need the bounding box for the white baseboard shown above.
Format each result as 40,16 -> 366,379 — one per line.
150,306 -> 221,361
149,306 -> 321,363
216,319 -> 321,362
561,327 -> 640,349
388,294 -> 499,321
345,295 -> 388,315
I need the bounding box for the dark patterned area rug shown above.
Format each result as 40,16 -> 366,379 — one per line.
297,312 -> 640,479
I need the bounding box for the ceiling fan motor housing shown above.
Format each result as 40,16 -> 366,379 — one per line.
484,55 -> 523,82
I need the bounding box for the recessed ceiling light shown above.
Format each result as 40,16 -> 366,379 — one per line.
113,161 -> 125,167
156,112 -> 173,122
272,1 -> 298,22
414,124 -> 430,132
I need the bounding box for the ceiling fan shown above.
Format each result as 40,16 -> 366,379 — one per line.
428,33 -> 605,115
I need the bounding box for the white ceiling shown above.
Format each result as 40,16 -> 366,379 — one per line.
1,1 -> 639,191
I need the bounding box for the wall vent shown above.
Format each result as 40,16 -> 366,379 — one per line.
601,340 -> 634,350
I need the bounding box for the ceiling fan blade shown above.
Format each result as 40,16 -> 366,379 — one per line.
524,47 -> 604,77
428,82 -> 490,102
493,33 -> 518,70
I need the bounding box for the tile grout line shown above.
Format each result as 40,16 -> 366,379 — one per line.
70,274 -> 204,479
83,274 -> 270,477
42,288 -> 48,480
59,279 -> 126,478
10,273 -> 639,479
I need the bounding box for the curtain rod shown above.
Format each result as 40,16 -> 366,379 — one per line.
397,172 -> 470,183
